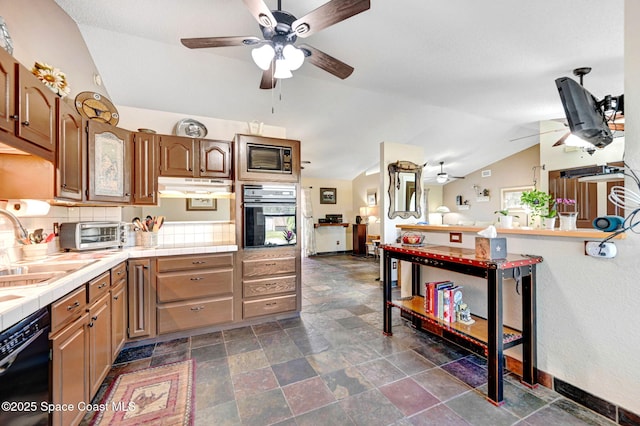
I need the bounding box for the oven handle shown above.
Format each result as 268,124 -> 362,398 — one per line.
0,327 -> 47,376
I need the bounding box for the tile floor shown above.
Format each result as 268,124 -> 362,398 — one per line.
84,254 -> 617,426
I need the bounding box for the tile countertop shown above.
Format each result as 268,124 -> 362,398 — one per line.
0,242 -> 238,332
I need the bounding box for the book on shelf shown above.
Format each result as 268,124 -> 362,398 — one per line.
424,280 -> 450,313
444,286 -> 464,323
435,282 -> 454,320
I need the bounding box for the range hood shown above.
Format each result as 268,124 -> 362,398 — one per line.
157,177 -> 233,198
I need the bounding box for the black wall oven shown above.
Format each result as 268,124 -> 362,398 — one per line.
243,184 -> 297,248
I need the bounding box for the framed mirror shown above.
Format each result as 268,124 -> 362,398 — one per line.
388,160 -> 422,219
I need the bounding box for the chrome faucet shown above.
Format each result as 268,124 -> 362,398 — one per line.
0,208 -> 29,242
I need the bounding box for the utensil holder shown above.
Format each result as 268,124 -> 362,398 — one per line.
139,232 -> 158,248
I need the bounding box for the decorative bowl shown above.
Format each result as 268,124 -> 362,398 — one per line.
401,233 -> 424,245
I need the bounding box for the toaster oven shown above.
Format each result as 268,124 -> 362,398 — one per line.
59,222 -> 127,251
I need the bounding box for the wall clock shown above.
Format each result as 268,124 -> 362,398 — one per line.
74,91 -> 119,126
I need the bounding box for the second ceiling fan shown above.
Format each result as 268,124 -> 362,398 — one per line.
180,0 -> 370,89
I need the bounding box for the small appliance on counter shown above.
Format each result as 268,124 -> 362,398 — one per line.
59,222 -> 127,251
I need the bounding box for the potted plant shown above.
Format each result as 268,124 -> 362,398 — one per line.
520,189 -> 552,227
541,198 -> 558,229
494,209 -> 519,228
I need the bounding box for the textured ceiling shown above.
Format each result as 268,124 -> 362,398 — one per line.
53,0 -> 624,181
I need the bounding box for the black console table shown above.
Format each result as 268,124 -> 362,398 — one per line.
381,243 -> 543,405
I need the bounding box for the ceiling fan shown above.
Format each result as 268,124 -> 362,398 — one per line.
426,162 -> 465,184
180,0 -> 371,89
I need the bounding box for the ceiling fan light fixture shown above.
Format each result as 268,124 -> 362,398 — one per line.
436,173 -> 448,184
251,44 -> 275,70
283,44 -> 304,70
274,58 -> 293,79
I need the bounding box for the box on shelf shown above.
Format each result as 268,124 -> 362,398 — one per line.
475,237 -> 507,260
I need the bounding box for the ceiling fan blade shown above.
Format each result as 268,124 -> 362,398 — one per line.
242,0 -> 277,28
292,0 -> 370,38
181,36 -> 260,49
259,62 -> 277,90
298,44 -> 354,79
552,132 -> 570,147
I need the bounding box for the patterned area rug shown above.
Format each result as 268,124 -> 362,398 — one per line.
91,359 -> 195,425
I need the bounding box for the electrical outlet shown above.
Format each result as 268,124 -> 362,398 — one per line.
585,241 -> 617,258
336,240 -> 339,245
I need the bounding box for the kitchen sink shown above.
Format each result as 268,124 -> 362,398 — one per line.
0,259 -> 99,288
0,271 -> 65,288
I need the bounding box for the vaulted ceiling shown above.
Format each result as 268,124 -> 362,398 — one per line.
53,0 -> 624,181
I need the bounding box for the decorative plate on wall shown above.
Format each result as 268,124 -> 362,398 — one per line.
74,91 -> 119,125
175,118 -> 208,138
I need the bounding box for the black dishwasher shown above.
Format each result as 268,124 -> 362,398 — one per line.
0,307 -> 50,426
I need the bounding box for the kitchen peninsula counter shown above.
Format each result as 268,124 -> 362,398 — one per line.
0,242 -> 238,332
397,224 -> 626,240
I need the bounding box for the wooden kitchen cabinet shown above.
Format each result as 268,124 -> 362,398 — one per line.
0,47 -> 55,161
111,262 -> 127,360
159,135 -> 231,178
241,247 -> 299,319
127,258 -> 156,338
56,98 -> 84,201
132,131 -> 159,205
50,312 -> 89,426
88,292 -> 111,398
156,253 -> 234,334
86,120 -> 132,203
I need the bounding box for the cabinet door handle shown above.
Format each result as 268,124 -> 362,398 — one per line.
190,277 -> 204,281
21,120 -> 30,126
88,322 -> 94,327
67,301 -> 80,311
113,295 -> 119,300
190,306 -> 205,311
10,114 -> 18,120
91,315 -> 98,321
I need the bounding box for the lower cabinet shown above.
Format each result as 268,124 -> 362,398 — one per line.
49,267 -> 121,426
50,312 -> 89,426
110,262 -> 127,360
242,247 -> 299,319
88,292 -> 111,397
156,253 -> 234,334
127,258 -> 155,338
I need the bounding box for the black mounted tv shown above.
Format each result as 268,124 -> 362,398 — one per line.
555,76 -> 612,148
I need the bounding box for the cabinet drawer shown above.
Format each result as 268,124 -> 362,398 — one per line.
243,257 -> 296,278
111,262 -> 127,286
243,275 -> 296,298
157,297 -> 233,334
157,253 -> 233,272
243,294 -> 297,319
51,286 -> 87,333
157,269 -> 233,302
88,271 -> 111,303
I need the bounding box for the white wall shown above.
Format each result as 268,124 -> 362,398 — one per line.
301,177 -> 353,252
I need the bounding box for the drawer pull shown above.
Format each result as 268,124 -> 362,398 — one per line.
265,263 -> 276,266
98,283 -> 107,289
265,302 -> 277,306
192,261 -> 206,265
190,277 -> 204,281
190,306 -> 205,311
67,301 -> 80,311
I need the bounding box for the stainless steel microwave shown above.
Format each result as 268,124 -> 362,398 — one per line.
246,143 -> 292,174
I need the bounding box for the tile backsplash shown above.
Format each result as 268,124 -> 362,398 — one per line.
0,204 -> 235,262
